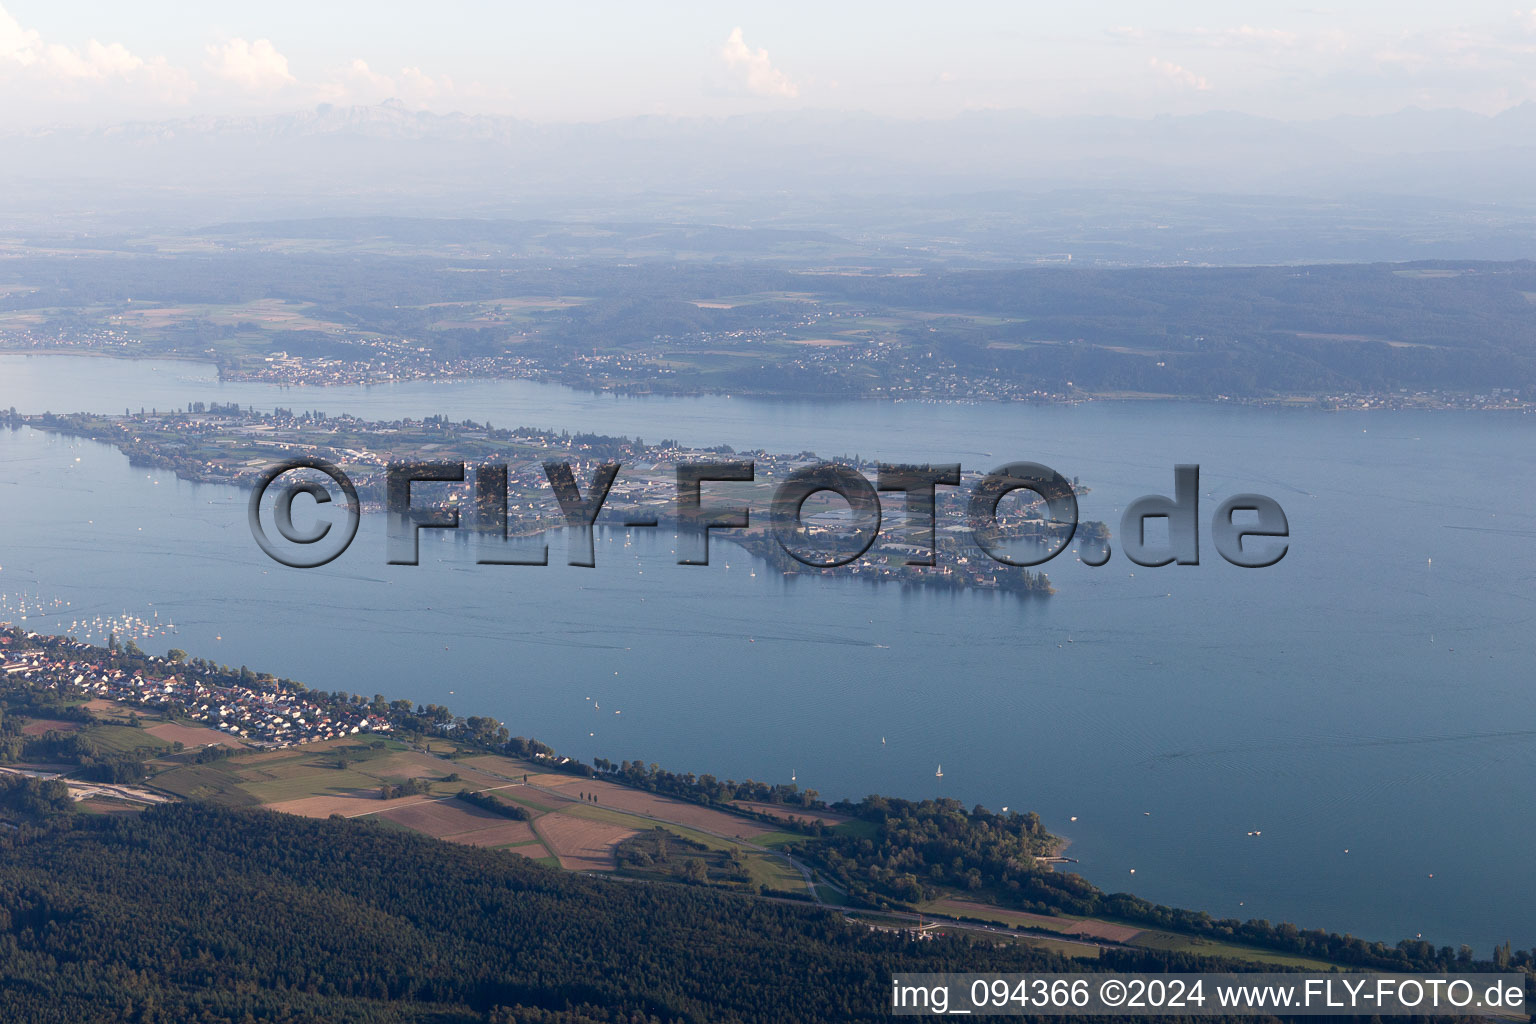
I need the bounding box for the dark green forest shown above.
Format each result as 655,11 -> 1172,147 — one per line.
0,803 -> 1252,1024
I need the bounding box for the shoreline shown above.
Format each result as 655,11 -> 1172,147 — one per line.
2,348 -> 1531,412
4,622 -> 1517,962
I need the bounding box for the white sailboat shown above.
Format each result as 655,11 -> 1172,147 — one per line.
935,764 -> 943,778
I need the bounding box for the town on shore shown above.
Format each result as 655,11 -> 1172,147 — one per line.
8,406 -> 1107,595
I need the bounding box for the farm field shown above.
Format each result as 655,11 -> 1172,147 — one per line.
446,823 -> 544,851
360,749 -> 511,789
530,773 -> 774,839
448,752 -> 544,780
79,724 -> 173,755
81,699 -> 135,719
923,898 -> 1142,942
132,721 -> 814,893
263,792 -> 405,818
731,800 -> 850,827
1129,931 -> 1339,970
916,899 -> 1342,969
75,797 -> 147,816
149,737 -> 452,806
234,761 -> 394,805
371,794 -> 509,834
18,718 -> 82,736
564,804 -> 809,894
481,786 -> 566,815
143,721 -> 245,749
533,809 -> 638,871
148,758 -> 262,806
373,796 -> 547,852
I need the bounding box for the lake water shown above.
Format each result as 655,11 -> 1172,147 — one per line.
2,353 -> 1534,951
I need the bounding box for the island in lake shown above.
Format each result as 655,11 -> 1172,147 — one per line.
8,406 -> 1112,596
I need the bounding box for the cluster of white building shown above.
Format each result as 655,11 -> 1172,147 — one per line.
1,635 -> 388,749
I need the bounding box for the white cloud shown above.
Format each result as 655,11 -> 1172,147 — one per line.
0,5 -> 41,67
720,27 -> 798,98
347,58 -> 393,93
1,4 -> 163,80
1149,57 -> 1211,91
1206,25 -> 1300,48
206,37 -> 293,91
1115,24 -> 1304,52
399,65 -> 452,99
311,58 -> 454,108
0,3 -> 193,104
45,39 -> 143,79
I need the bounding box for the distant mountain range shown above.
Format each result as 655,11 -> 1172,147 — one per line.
5,102 -> 1535,262
13,99 -> 1536,191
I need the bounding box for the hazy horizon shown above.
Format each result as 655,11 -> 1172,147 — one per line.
5,1 -> 1536,128
4,98 -> 1536,260
9,2 -> 1536,247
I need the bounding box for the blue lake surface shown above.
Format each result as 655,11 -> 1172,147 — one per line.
1,353 -> 1534,950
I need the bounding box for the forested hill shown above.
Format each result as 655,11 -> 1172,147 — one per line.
0,803 -> 1232,1024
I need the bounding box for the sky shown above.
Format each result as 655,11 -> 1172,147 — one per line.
2,1 -> 1535,128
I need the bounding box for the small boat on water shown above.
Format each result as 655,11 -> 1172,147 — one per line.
935,764 -> 943,778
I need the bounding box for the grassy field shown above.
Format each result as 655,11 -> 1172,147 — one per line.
1006,935 -> 1101,960
79,724 -> 174,755
149,760 -> 262,806
566,804 -> 728,851
1130,931 -> 1340,970
153,736 -> 819,894
486,788 -> 564,814
815,884 -> 852,907
237,766 -> 387,804
149,737 -> 462,807
74,796 -> 151,816
917,899 -> 1083,935
742,850 -> 809,894
565,803 -> 808,894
